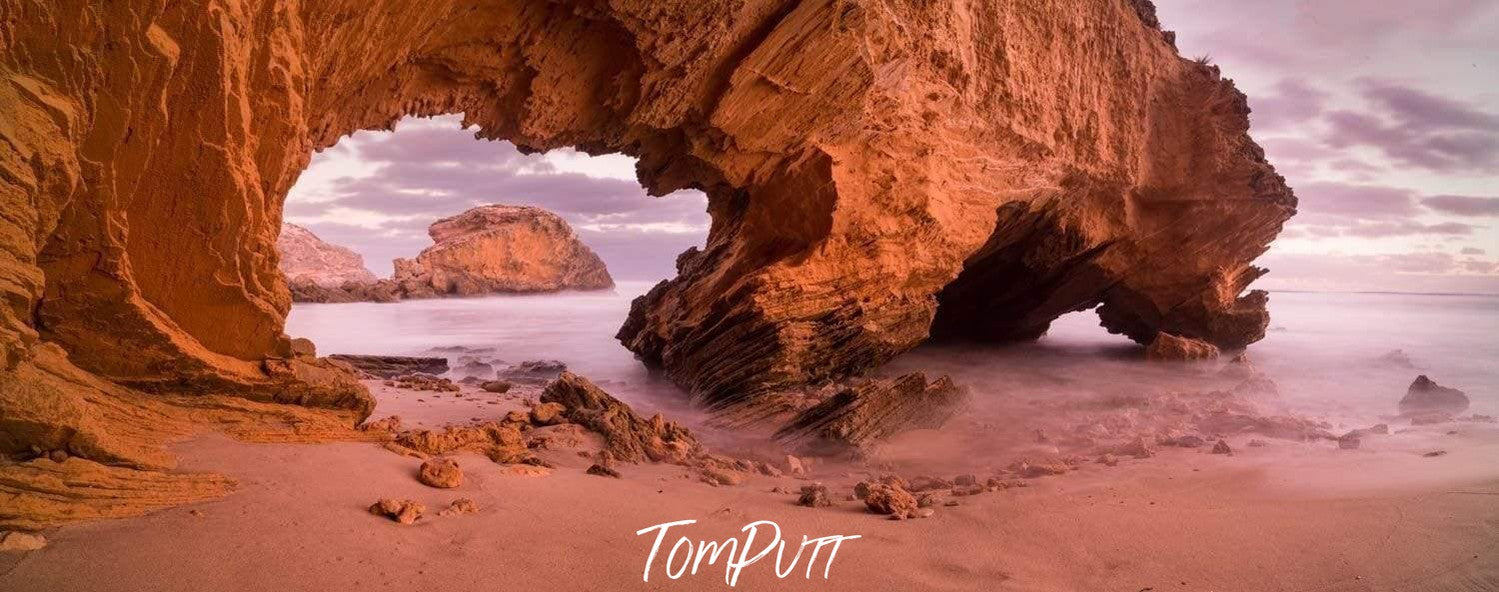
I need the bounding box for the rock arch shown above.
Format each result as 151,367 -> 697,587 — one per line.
0,0 -> 1293,460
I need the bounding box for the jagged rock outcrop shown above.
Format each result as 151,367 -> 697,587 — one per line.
540,372 -> 700,463
388,205 -> 612,298
277,224 -> 379,303
1,1 -> 1292,468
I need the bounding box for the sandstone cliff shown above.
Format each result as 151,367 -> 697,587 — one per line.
278,224 -> 382,303
0,0 -> 1294,476
389,205 -> 613,298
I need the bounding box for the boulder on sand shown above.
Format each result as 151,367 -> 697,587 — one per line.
1398,375 -> 1469,416
1146,332 -> 1221,361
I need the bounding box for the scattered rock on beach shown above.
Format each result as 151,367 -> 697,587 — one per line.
501,360 -> 569,383
389,373 -> 460,392
329,354 -> 449,378
1399,376 -> 1469,416
1097,453 -> 1120,467
1114,437 -> 1156,459
418,458 -> 464,488
586,463 -> 622,478
1422,450 -> 1448,458
858,481 -> 922,519
368,498 -> 425,524
480,380 -> 512,393
439,498 -> 480,516
0,531 -> 47,552
540,372 -> 700,463
1337,433 -> 1361,450
1212,440 -> 1233,455
1146,332 -> 1221,361
783,455 -> 808,477
797,484 -> 833,508
699,468 -> 744,487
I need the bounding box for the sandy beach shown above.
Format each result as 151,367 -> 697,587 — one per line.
4,378 -> 1495,592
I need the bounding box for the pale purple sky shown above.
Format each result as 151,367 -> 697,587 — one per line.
286,1 -> 1497,292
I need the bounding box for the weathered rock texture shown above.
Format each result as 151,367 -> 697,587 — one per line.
775,373 -> 967,455
1,0 -> 1291,466
277,223 -> 379,303
389,205 -> 613,298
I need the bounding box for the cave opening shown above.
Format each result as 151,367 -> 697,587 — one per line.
278,114 -> 711,391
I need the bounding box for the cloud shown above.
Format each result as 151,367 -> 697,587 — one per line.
1423,194 -> 1499,216
1359,79 -> 1499,132
1257,250 -> 1499,294
1292,182 -> 1420,224
1319,82 -> 1499,174
1250,79 -> 1329,131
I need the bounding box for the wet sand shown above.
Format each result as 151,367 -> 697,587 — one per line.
2,381 -> 1496,592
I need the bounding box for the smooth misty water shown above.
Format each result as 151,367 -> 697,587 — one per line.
287,286 -> 1498,428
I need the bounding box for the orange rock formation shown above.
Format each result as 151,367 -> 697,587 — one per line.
388,205 -> 613,298
0,0 -> 1293,477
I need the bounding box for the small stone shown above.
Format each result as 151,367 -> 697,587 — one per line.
368,498 -> 425,524
1012,461 -> 1069,478
784,455 -> 807,477
1211,440 -> 1232,455
530,402 -> 566,425
1247,439 -> 1268,448
1115,437 -> 1156,459
1422,450 -> 1448,458
861,481 -> 921,519
480,380 -> 512,393
418,457 -> 464,488
908,475 -> 954,492
699,468 -> 744,486
797,483 -> 833,507
953,474 -> 978,487
0,532 -> 47,552
48,449 -> 68,463
1337,433 -> 1361,450
943,500 -> 960,507
1097,453 -> 1119,467
586,463 -> 622,478
439,498 -> 480,516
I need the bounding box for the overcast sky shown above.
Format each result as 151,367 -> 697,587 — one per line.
286,0 -> 1497,293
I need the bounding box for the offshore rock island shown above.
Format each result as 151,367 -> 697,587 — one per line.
283,205 -> 613,303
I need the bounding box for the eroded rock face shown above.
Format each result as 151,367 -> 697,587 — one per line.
1,1 -> 1292,458
277,224 -> 378,297
389,205 -> 612,298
